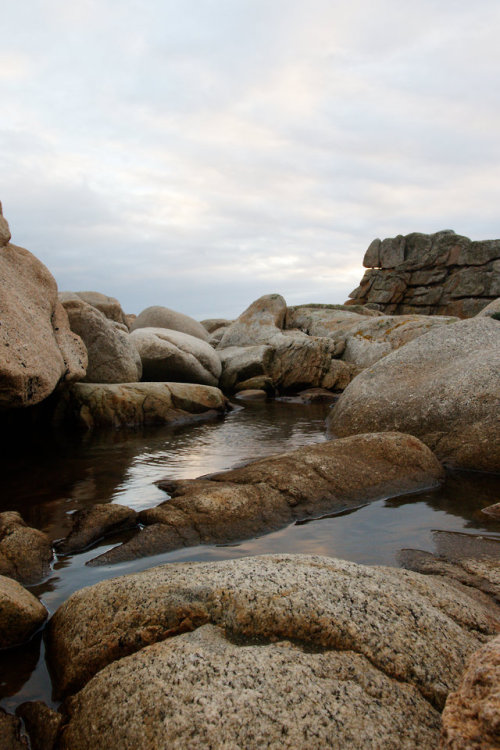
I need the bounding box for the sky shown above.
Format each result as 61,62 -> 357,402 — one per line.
2,0 -> 500,320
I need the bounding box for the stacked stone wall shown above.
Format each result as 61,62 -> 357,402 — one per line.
346,230 -> 500,317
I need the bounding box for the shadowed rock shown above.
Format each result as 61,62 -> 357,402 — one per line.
16,701 -> 62,750
0,575 -> 47,648
0,512 -> 52,585
87,432 -> 444,565
55,504 -> 137,554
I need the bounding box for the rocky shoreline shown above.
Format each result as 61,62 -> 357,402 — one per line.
1,203 -> 499,748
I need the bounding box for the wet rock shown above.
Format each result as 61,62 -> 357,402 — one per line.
327,317 -> 500,472
0,709 -> 28,749
129,327 -> 221,385
218,293 -> 287,348
0,232 -> 87,408
0,575 -> 47,648
47,554 -> 498,705
59,294 -> 142,383
0,512 -> 52,585
57,623 -> 441,750
130,305 -> 209,341
87,432 -> 444,564
440,636 -> 500,749
55,504 -> 137,554
54,382 -> 227,430
16,702 -> 62,750
234,388 -> 268,400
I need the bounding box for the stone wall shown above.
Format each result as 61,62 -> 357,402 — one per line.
346,230 -> 500,317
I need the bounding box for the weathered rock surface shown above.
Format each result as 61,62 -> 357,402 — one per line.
483,503 -> 500,520
0,201 -> 12,246
0,236 -> 87,408
440,635 -> 500,749
200,317 -> 232,333
54,382 -> 227,430
219,338 -> 353,393
87,432 -> 444,565
327,317 -> 500,472
0,709 -> 28,749
55,504 -> 137,554
477,297 -> 500,318
72,291 -> 128,326
130,305 -> 209,341
57,623 -> 441,750
47,554 -> 498,710
0,575 -> 47,648
59,294 -> 142,383
347,230 -> 500,317
218,293 -> 287,348
130,327 -> 221,385
0,512 -> 52,585
16,702 -> 62,750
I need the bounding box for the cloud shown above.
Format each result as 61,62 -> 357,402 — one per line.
1,1 -> 500,318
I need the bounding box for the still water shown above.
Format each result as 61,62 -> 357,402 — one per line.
1,399 -> 499,711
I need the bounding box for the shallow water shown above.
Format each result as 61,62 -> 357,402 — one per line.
1,399 -> 499,712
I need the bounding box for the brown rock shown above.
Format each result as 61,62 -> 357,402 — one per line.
57,623 -> 442,750
47,554 -> 497,705
0,575 -> 47,648
0,512 -> 52,585
440,636 -> 500,749
482,503 -> 500,520
0,709 -> 28,749
0,242 -> 87,409
327,318 -> 500,472
54,382 -> 227,430
55,504 -> 137,554
59,293 -> 142,383
71,291 -> 127,326
86,432 -> 444,565
15,702 -> 62,750
0,201 -> 12,247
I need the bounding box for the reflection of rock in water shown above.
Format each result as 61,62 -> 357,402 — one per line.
399,531 -> 500,604
0,632 -> 41,702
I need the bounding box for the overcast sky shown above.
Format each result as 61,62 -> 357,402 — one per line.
2,1 -> 500,319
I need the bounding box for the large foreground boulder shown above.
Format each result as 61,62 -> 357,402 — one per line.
0,209 -> 87,408
47,554 -> 499,748
130,305 -> 209,341
87,432 -> 443,565
440,635 -> 500,749
54,382 -> 227,430
327,317 -> 500,472
60,294 -> 142,383
130,328 -> 221,385
0,575 -> 47,648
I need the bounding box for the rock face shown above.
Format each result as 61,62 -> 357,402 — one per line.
55,504 -> 137,554
0,575 -> 47,648
57,623 -> 441,750
0,218 -> 87,408
327,317 -> 500,472
16,701 -> 62,750
130,305 -> 209,341
47,554 -> 499,750
0,709 -> 28,749
0,512 -> 53,585
440,636 -> 500,749
130,327 -> 221,385
72,291 -> 128,327
60,293 -> 142,383
86,432 -> 444,565
54,382 -> 227,430
218,293 -> 287,348
347,230 -> 500,317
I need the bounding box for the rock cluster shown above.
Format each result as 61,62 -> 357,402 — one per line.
347,230 -> 500,317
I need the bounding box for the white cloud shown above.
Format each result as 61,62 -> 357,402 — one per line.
1,0 -> 500,317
